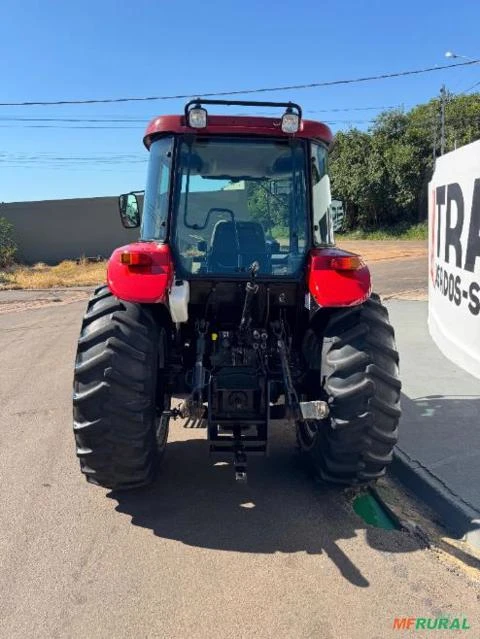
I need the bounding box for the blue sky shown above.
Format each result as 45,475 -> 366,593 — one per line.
1,0 -> 480,202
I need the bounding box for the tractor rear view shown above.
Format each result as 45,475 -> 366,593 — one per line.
73,99 -> 401,489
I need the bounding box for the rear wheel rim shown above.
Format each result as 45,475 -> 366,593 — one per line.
297,420 -> 320,451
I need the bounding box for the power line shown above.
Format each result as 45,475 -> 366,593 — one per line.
5,119 -> 479,163
0,106 -> 403,123
3,109 -> 480,130
306,104 -> 406,113
0,60 -> 478,107
2,115 -> 477,135
2,103 -> 479,144
463,80 -> 480,93
0,153 -> 145,161
4,99 -> 478,126
0,117 -> 147,123
0,165 -> 146,172
0,124 -> 142,129
0,120 -> 375,129
4,112 -> 476,131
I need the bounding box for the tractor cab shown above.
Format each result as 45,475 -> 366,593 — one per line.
118,100 -> 334,281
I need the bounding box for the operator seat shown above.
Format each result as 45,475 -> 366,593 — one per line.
207,220 -> 270,274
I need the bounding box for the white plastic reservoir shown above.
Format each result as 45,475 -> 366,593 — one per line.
169,279 -> 190,323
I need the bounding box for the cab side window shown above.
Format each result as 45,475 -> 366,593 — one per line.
142,137 -> 173,241
311,143 -> 333,245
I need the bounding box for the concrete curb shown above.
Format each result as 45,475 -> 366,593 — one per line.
391,447 -> 480,550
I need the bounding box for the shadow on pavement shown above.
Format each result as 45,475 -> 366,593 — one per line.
394,393 -> 480,544
110,426 -> 424,588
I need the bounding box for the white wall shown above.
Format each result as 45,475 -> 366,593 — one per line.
428,140 -> 480,379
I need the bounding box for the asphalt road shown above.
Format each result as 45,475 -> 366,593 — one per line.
1,258 -> 479,639
370,256 -> 427,297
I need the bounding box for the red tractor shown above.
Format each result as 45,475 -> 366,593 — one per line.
73,99 -> 401,488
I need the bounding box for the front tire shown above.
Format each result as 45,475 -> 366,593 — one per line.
298,293 -> 401,485
73,285 -> 170,490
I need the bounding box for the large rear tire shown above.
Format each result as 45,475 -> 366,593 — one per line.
298,293 -> 401,485
73,285 -> 170,490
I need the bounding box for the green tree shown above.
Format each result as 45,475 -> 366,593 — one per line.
330,92 -> 480,230
245,181 -> 289,233
330,129 -> 381,228
371,109 -> 428,224
0,217 -> 17,267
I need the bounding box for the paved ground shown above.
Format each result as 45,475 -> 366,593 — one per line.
1,254 -> 479,639
371,257 -> 427,298
387,300 -> 480,545
0,288 -> 90,314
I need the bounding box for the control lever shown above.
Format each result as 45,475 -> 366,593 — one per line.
239,262 -> 259,338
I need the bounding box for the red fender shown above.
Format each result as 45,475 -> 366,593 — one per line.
107,242 -> 174,304
306,248 -> 371,307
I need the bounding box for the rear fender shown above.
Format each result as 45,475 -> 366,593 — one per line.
306,247 -> 371,307
107,242 -> 174,304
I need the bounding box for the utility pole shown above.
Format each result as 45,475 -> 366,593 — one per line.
440,85 -> 446,155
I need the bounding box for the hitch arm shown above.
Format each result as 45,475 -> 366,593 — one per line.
276,333 -> 329,424
276,332 -> 303,422
180,320 -> 210,419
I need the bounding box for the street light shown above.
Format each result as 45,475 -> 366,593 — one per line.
445,51 -> 476,62
439,52 -> 479,154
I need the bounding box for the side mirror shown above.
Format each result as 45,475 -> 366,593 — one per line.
118,193 -> 140,229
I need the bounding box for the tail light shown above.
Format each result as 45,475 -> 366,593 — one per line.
108,243 -> 174,303
330,255 -> 364,271
307,248 -> 371,307
120,251 -> 153,266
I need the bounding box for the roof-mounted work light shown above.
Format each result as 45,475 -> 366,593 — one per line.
184,98 -> 303,133
187,104 -> 208,128
281,107 -> 300,134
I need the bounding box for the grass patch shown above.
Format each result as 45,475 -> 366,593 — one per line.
340,222 -> 428,241
0,259 -> 106,290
